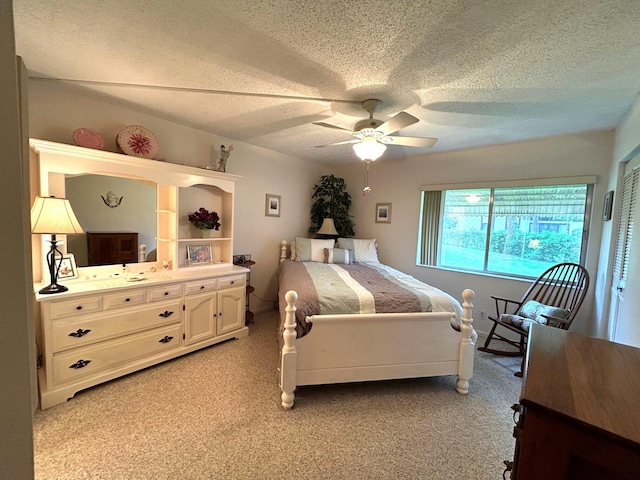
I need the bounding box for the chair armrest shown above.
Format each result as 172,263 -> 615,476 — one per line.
539,313 -> 571,328
490,295 -> 524,316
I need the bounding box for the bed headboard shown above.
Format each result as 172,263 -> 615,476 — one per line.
280,240 -> 291,263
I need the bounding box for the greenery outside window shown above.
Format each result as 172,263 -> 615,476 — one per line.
418,179 -> 594,278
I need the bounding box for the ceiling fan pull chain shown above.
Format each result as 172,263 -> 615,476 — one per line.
363,160 -> 372,195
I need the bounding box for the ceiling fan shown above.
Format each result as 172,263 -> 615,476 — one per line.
314,99 -> 437,194
314,99 -> 437,160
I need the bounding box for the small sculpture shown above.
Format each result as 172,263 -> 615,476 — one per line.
101,191 -> 123,208
215,144 -> 233,172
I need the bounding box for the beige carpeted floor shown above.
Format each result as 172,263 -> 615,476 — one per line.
33,309 -> 522,480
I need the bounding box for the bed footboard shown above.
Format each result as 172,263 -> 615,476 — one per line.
279,289 -> 475,409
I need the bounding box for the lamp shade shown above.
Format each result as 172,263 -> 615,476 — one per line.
31,196 -> 84,234
317,218 -> 338,235
353,137 -> 387,161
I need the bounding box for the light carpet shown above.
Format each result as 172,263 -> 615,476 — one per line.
33,309 -> 522,480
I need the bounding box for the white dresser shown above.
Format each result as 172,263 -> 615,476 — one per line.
36,267 -> 248,409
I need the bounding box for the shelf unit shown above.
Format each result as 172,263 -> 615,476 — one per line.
30,138 -> 241,277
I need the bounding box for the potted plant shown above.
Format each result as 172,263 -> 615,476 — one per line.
308,174 -> 355,237
188,207 -> 221,237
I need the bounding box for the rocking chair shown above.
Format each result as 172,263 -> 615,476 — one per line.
478,262 -> 589,376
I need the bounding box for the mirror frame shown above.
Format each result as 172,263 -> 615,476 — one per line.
31,139 -> 240,280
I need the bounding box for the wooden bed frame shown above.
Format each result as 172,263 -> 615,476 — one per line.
278,241 -> 476,409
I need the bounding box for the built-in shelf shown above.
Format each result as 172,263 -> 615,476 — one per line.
30,138 -> 241,275
178,237 -> 232,242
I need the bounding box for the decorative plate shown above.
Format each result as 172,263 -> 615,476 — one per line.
72,128 -> 105,150
116,125 -> 159,159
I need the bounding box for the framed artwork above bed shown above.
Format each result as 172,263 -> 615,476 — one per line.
375,203 -> 392,223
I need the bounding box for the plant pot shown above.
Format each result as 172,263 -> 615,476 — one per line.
198,229 -> 211,238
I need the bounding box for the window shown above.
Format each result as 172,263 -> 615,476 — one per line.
418,181 -> 593,278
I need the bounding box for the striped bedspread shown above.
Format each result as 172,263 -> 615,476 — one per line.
277,260 -> 463,338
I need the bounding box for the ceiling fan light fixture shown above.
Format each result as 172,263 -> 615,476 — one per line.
353,136 -> 386,162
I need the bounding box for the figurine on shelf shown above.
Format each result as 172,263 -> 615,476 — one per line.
215,144 -> 233,172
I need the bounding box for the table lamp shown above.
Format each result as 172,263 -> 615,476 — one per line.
31,196 -> 84,294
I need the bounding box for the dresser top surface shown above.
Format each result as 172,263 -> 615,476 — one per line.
523,325 -> 640,446
35,264 -> 249,302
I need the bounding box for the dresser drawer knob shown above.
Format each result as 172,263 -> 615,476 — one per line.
68,328 -> 91,338
231,280 -> 235,284
158,336 -> 174,344
158,310 -> 174,318
164,291 -> 169,296
200,285 -> 205,290
125,298 -> 131,302
76,305 -> 83,311
69,359 -> 91,369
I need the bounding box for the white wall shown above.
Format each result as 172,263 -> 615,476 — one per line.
596,95 -> 640,340
0,1 -> 35,476
335,130 -> 614,337
28,81 -> 326,312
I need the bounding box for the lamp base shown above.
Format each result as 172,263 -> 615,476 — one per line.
38,283 -> 69,295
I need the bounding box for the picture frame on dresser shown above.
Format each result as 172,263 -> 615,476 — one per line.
187,244 -> 213,265
55,253 -> 78,280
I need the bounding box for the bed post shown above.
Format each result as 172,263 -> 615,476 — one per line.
280,240 -> 288,263
280,290 -> 298,408
456,289 -> 475,394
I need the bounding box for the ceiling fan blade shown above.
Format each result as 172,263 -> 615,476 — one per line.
313,122 -> 355,133
381,136 -> 438,148
314,139 -> 360,148
375,111 -> 419,136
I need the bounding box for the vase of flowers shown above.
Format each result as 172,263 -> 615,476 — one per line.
188,207 -> 221,237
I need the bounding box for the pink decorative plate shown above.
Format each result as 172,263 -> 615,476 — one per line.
72,128 -> 105,150
116,125 -> 159,159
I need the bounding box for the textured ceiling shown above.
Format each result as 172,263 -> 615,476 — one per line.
12,0 -> 640,165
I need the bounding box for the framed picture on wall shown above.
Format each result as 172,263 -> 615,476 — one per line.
265,194 -> 281,217
375,203 -> 392,224
56,253 -> 79,280
603,190 -> 614,221
187,244 -> 213,265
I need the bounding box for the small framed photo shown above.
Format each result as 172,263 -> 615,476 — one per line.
603,190 -> 614,221
56,253 -> 79,280
187,244 -> 213,265
265,193 -> 281,217
375,203 -> 392,224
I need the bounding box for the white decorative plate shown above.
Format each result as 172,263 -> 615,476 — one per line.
116,125 -> 159,159
72,128 -> 105,150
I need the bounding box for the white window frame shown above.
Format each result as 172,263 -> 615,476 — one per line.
417,176 -> 596,278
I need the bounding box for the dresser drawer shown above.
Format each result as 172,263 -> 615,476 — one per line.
219,274 -> 245,289
52,323 -> 182,386
185,278 -> 218,295
148,283 -> 183,301
51,299 -> 182,352
103,289 -> 146,310
48,297 -> 103,320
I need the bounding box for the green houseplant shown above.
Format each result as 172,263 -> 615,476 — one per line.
308,174 -> 355,237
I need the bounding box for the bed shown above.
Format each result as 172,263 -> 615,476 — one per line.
277,238 -> 476,409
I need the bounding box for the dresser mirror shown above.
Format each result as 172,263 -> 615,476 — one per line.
65,174 -> 157,267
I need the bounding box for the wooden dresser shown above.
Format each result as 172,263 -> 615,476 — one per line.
510,324 -> 640,479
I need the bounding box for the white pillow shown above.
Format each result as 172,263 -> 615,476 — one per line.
337,238 -> 379,263
294,237 -> 335,262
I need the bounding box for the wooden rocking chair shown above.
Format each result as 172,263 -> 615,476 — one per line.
478,262 -> 589,376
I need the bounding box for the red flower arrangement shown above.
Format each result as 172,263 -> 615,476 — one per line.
188,207 -> 221,230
